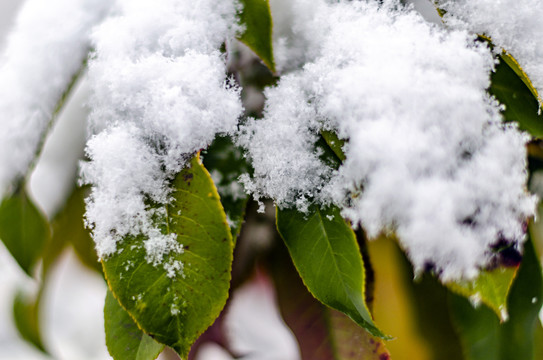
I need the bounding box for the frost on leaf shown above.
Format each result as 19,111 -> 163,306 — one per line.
239,0 -> 536,281
82,0 -> 243,268
0,0 -> 111,198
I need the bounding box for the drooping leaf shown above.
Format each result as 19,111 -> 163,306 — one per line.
104,289 -> 164,360
0,189 -> 50,276
489,53 -> 543,138
445,266 -> 518,321
202,136 -> 249,241
276,204 -> 388,339
269,240 -> 390,360
449,232 -> 543,360
238,0 -> 276,73
12,289 -> 47,353
103,155 -> 233,358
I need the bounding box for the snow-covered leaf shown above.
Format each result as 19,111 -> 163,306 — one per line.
104,289 -> 164,360
102,156 -> 233,357
276,205 -> 388,339
0,189 -> 50,276
238,0 -> 276,73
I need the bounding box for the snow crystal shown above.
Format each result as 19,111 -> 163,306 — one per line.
436,0 -> 543,102
239,0 -> 536,280
0,0 -> 111,198
164,260 -> 184,279
83,0 -> 243,263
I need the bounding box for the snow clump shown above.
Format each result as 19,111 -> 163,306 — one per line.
239,0 -> 536,281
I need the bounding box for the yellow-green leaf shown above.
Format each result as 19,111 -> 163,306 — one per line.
445,266 -> 518,321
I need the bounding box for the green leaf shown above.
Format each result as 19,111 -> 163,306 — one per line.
50,186 -> 100,274
0,189 -> 50,276
238,0 -> 276,73
202,136 -> 249,241
103,155 -> 233,358
276,204 -> 388,339
269,243 -> 390,360
320,130 -> 346,162
449,233 -> 543,360
445,266 -> 518,321
489,54 -> 543,138
105,289 -> 164,360
12,289 -> 47,353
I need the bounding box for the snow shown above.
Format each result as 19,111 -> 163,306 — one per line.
436,0 -> 543,102
239,0 -> 536,280
0,0 -> 111,199
83,0 -> 244,262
